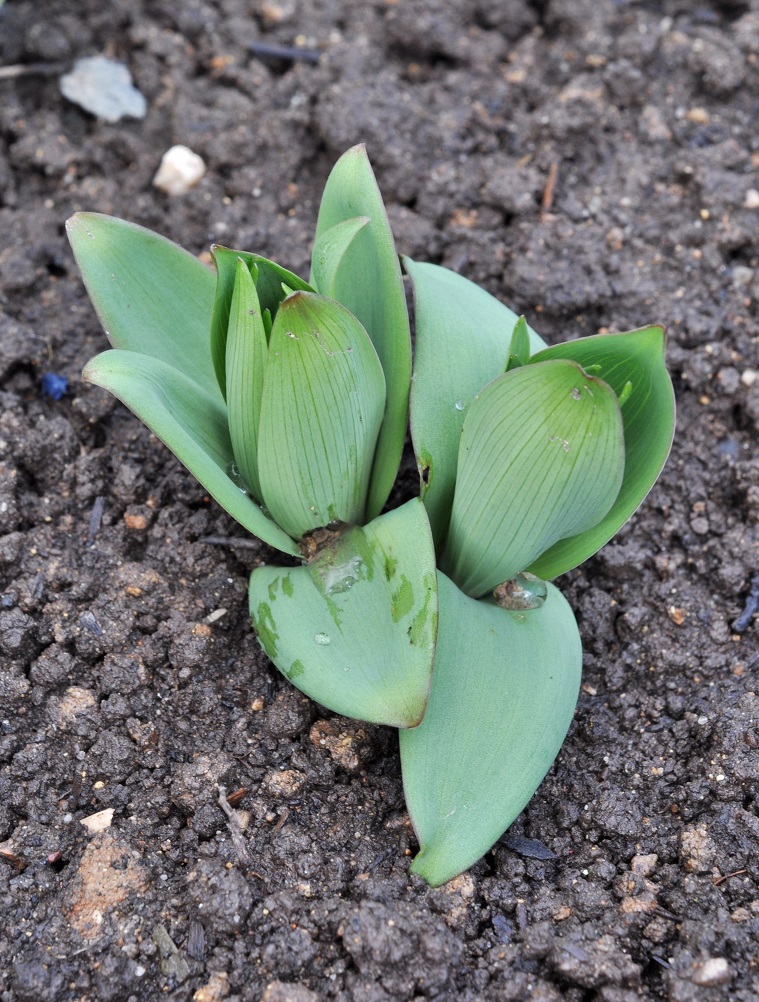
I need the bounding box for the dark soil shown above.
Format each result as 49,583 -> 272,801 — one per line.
1,0 -> 758,999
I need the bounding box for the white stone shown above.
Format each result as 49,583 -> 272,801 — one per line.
79,808 -> 114,833
152,145 -> 206,196
692,957 -> 731,987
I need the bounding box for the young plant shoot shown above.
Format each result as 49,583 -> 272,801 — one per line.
68,145 -> 675,887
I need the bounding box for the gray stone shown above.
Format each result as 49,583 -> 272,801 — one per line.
60,56 -> 146,122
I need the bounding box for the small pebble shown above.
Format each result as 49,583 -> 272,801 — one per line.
60,56 -> 146,123
640,104 -> 671,142
123,513 -> 148,531
692,957 -> 731,987
631,853 -> 658,877
153,145 -> 206,196
79,808 -> 114,833
731,265 -> 754,287
41,373 -> 68,400
680,824 -> 715,873
744,189 -> 759,209
263,769 -> 306,798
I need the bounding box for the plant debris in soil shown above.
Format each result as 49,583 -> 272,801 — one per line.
1,1 -> 759,1000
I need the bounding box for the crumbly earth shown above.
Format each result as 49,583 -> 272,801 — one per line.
1,1 -> 758,999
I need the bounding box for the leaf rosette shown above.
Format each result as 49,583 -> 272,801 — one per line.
67,146 -> 675,888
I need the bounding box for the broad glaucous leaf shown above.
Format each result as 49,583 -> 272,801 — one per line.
312,144 -> 411,521
405,258 -> 547,548
225,259 -> 268,501
249,499 -> 438,728
83,350 -> 298,555
257,292 -> 386,540
399,571 -> 581,887
526,327 -> 675,580
210,245 -> 313,398
67,212 -> 218,397
443,359 -> 625,598
311,216 -> 370,298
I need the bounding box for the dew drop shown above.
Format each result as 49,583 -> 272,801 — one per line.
454,400 -> 466,411
570,387 -> 582,401
314,632 -> 331,645
323,555 -> 363,595
226,461 -> 248,494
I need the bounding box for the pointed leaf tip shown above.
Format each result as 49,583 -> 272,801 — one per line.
313,148 -> 411,520
67,212 -> 217,397
210,245 -> 313,398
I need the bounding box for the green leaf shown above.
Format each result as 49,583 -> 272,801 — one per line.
399,571 -> 581,887
249,499 -> 438,727
405,259 -> 547,549
442,359 -> 625,598
257,292 -> 386,540
506,316 -> 531,371
66,212 -> 218,398
527,327 -> 675,579
225,259 -> 268,501
210,246 -> 313,399
312,144 -> 411,521
84,349 -> 298,556
310,216 -> 370,298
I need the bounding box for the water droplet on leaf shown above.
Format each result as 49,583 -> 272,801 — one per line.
226,461 -> 248,494
314,632 -> 331,645
454,400 -> 466,411
322,554 -> 364,595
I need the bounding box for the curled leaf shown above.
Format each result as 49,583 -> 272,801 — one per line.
257,292 -> 386,540
225,259 -> 268,500
443,359 -> 625,598
405,258 -> 546,548
526,326 -> 675,579
210,245 -> 312,398
506,316 -> 531,371
313,145 -> 411,521
311,216 -> 370,298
